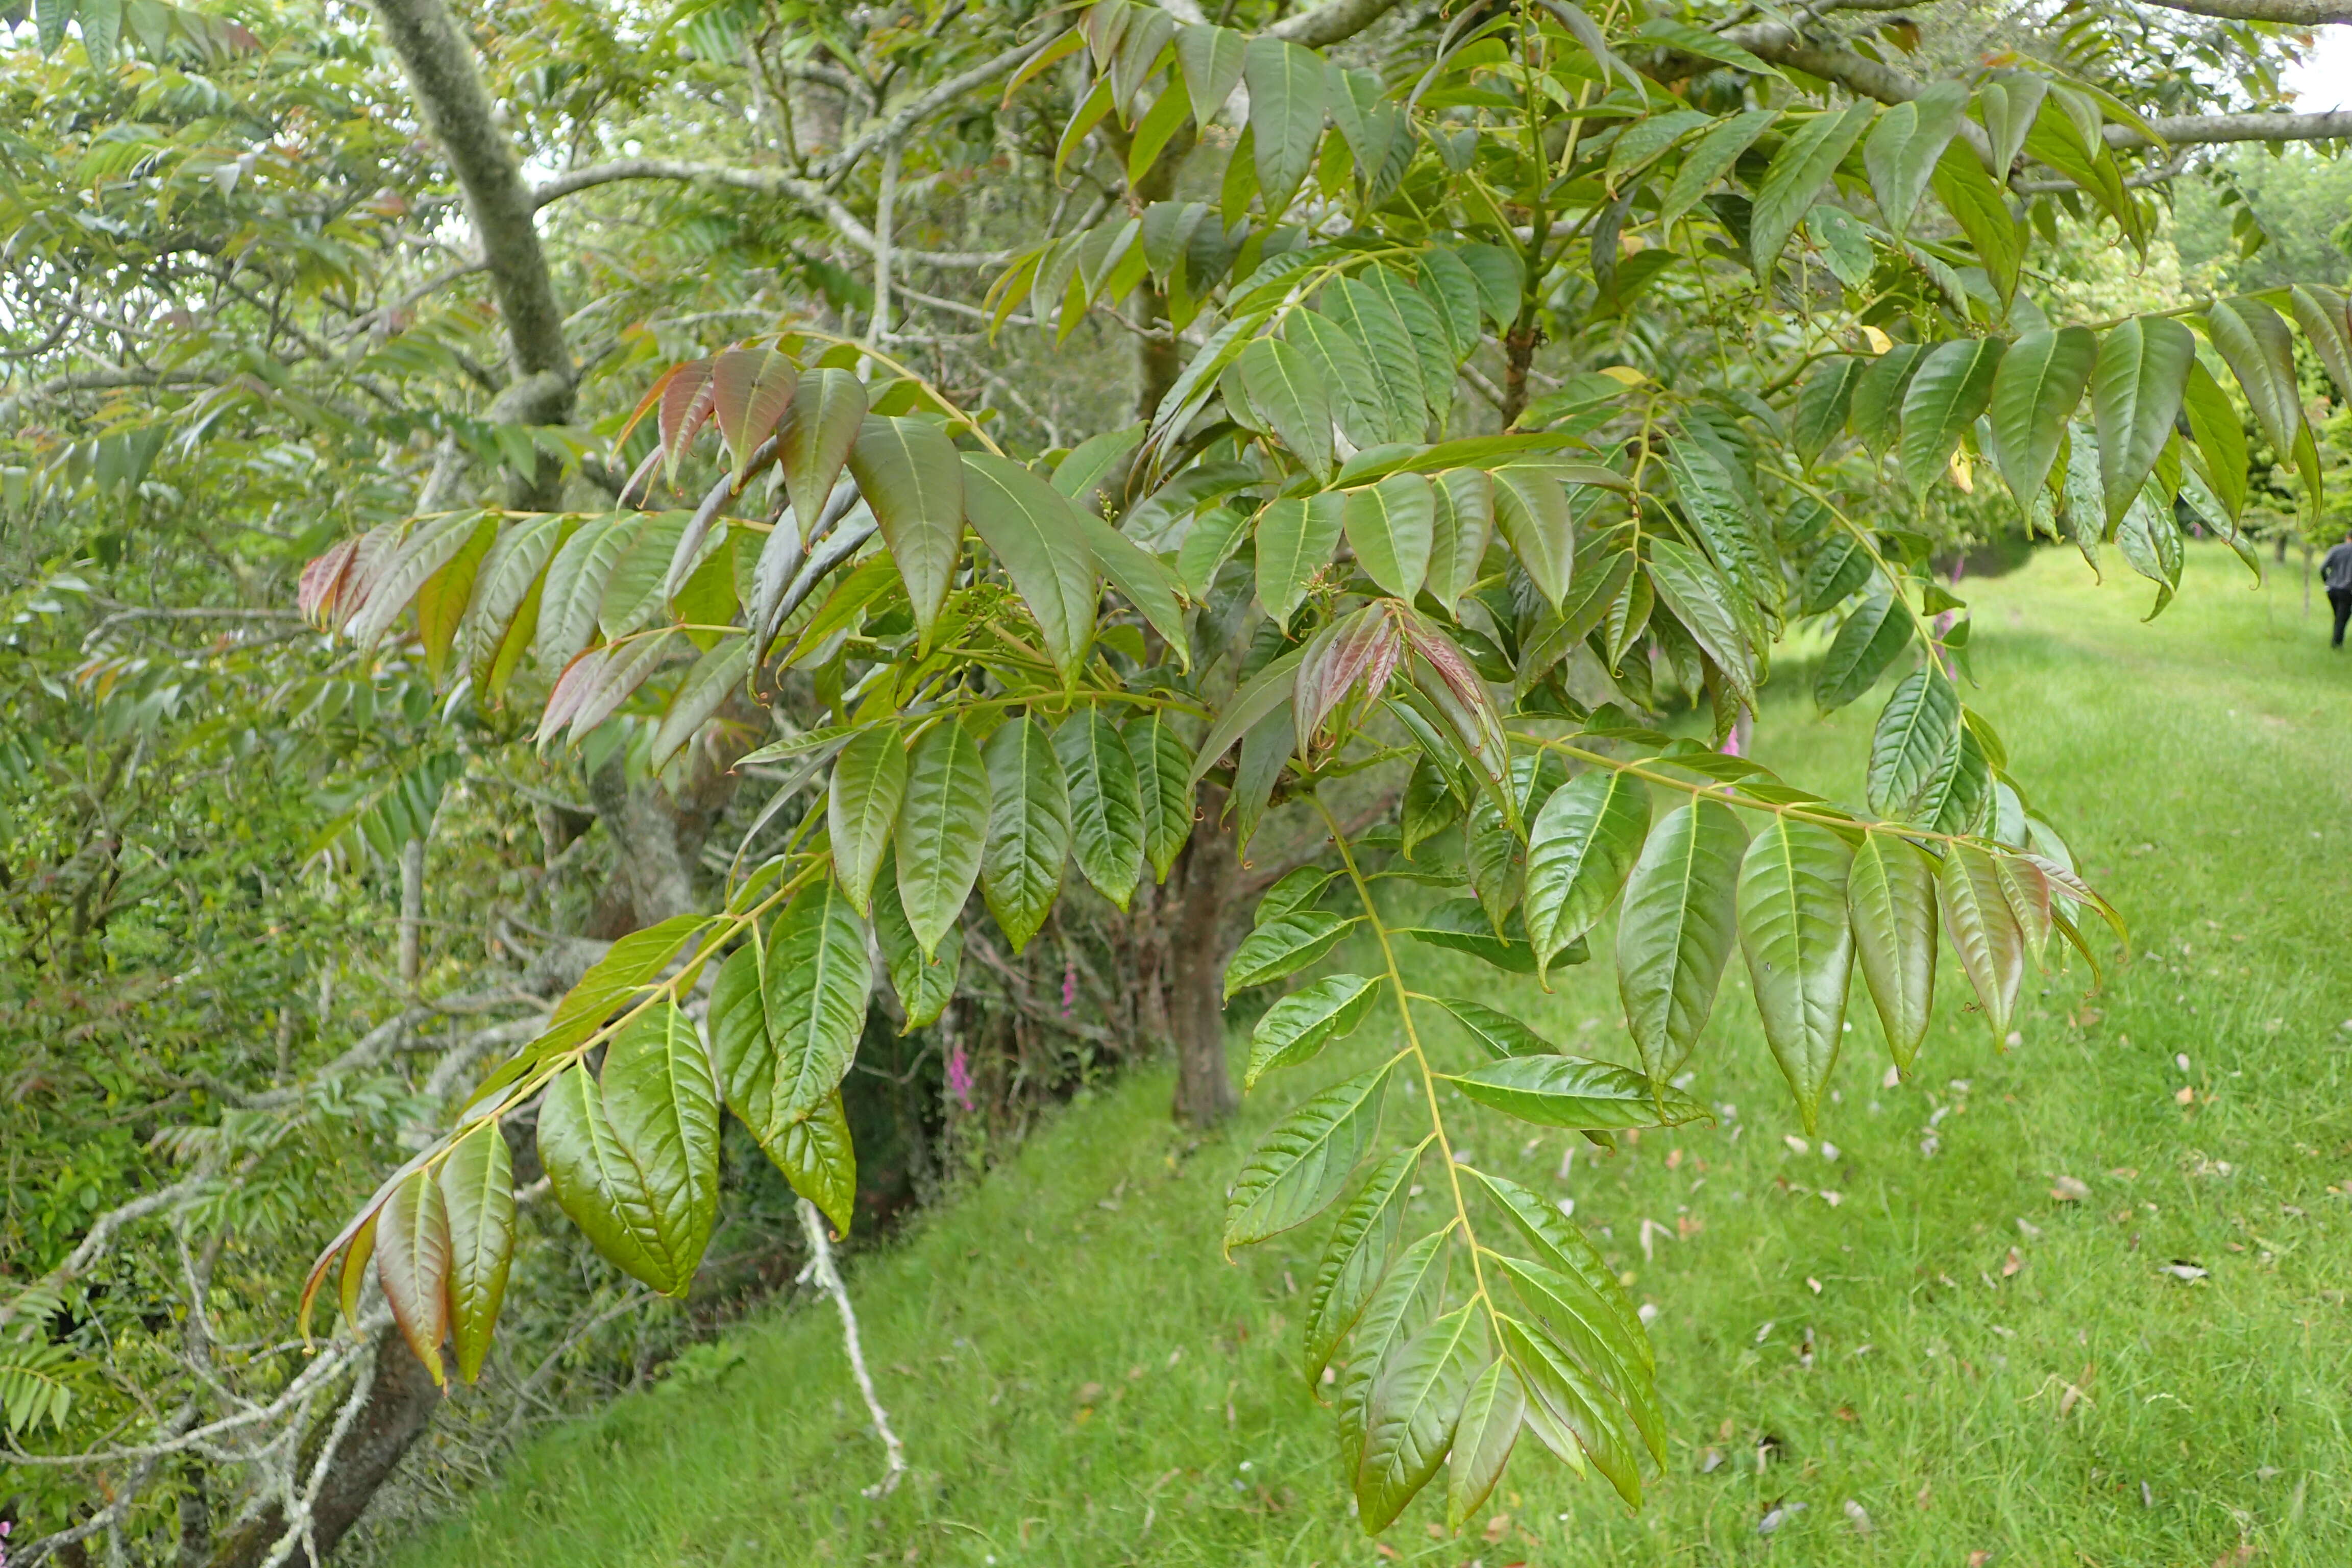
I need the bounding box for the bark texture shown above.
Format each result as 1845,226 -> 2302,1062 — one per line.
1165,790 -> 1241,1127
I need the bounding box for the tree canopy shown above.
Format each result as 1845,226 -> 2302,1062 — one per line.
5,0 -> 2350,1555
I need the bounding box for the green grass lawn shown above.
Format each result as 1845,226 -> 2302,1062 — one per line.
390,545 -> 2352,1567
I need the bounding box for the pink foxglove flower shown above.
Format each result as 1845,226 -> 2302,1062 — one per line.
946,1041 -> 974,1112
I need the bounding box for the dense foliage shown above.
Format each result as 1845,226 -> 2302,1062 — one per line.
6,0 -> 2349,1557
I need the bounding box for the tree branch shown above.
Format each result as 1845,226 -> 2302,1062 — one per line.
366,0 -> 573,423
1266,0 -> 1411,46
529,160 -> 1010,267
2141,0 -> 2352,20
1723,20 -> 2352,157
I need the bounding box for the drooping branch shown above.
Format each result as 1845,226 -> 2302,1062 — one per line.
366,0 -> 573,425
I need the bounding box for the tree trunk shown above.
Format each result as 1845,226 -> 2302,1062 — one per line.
1499,313 -> 1540,429
206,1331 -> 439,1568
396,837 -> 424,990
1166,789 -> 1240,1127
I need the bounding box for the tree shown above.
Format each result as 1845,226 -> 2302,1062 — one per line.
7,0 -> 2350,1553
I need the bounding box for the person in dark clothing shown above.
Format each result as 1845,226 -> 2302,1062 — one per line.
2328,530 -> 2352,650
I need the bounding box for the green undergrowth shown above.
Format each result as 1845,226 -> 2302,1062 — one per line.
391,545 -> 2352,1567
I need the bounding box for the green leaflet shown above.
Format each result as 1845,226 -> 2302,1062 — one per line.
1425,995 -> 1560,1058
1401,754 -> 1466,859
1523,769 -> 1651,985
1643,538 -> 1756,706
848,415 -> 965,639
1989,326 -> 2097,512
1285,308 -> 1389,451
1468,1169 -> 1651,1373
1494,1254 -> 1662,1465
1798,530 -> 1870,615
1056,708 -> 1146,910
1243,37 -> 1326,213
1866,667 -> 1961,820
1814,592 -> 1913,712
533,912 -> 710,1059
1397,897 -> 1547,973
1176,504 -> 1251,599
1356,1303 -> 1483,1531
895,716 -> 990,957
1924,722 -> 1995,837
1976,75 -> 2046,179
2204,296 -> 2305,460
534,514 -> 635,667
777,1091 -> 857,1236
1237,334 -> 1334,479
1175,21 -> 1245,124
1334,1225 -> 1451,1485
873,859 -> 960,1030
1657,108 -> 1776,231
1928,140 -> 2022,305
1792,357 -> 1861,465
1244,973 -> 1379,1087
1446,1357 -> 1525,1531
1749,102 -> 1876,279
540,1001 -> 721,1298
1457,242 -> 1523,328
1425,469 -> 1495,611
1416,246 -> 1486,358
961,453 -> 1099,683
1848,342 -> 1926,455
1492,467 -> 1575,611
720,883 -> 869,1145
1444,1055 -> 1709,1129
1938,842 -> 2024,1040
1256,493 -> 1345,623
2117,478 -> 2183,618
1360,266 -> 1456,427
437,1123 -> 514,1386
780,367 -> 867,534
2180,359 -> 2249,524
1074,509 -> 1189,666
1615,798 -> 1747,1081
1862,81 -> 1967,234
651,638 -> 752,773
376,1168 -> 450,1386
1256,867 -> 1334,923
2091,315 -> 2196,527
2289,285 -> 2352,405
1191,647 -> 1303,787
1898,337 -> 2004,495
1303,1144 -> 1420,1385
1736,820 -> 1854,1134
1342,472 -> 1436,601
1223,1063 -> 1389,1247
1122,710 -> 1195,883
1224,908 -> 1359,995
1515,547 -> 1636,700
1848,833 -> 1938,1076
1500,1312 -> 1641,1507
1321,274 -> 1428,443
827,722 -> 906,917
979,716 -> 1070,952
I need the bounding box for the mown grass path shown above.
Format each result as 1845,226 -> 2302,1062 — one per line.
392,547 -> 2352,1566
